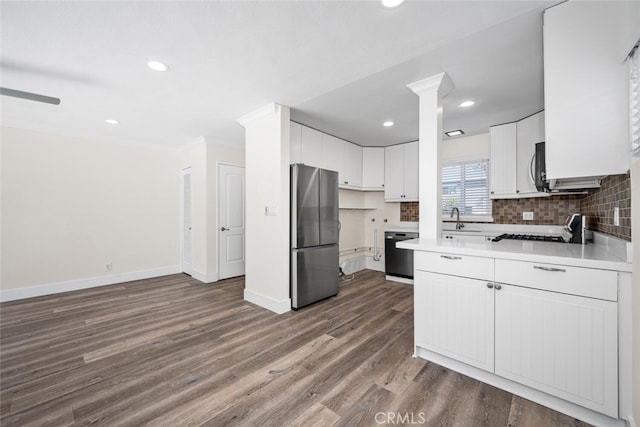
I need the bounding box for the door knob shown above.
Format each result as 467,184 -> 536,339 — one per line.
220,227 -> 228,231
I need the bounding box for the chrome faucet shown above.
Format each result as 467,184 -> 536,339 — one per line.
450,207 -> 464,230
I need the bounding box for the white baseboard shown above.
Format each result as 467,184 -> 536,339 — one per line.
243,288 -> 291,314
385,275 -> 414,285
415,346 -> 625,427
191,269 -> 219,284
341,255 -> 385,274
0,266 -> 181,302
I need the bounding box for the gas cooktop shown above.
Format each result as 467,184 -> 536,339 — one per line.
491,233 -> 566,243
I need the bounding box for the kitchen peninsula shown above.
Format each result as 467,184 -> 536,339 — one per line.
398,235 -> 632,427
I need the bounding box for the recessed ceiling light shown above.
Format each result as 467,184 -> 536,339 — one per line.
105,119 -> 119,125
445,130 -> 464,137
459,100 -> 475,107
383,121 -> 395,127
381,0 -> 405,8
147,60 -> 169,72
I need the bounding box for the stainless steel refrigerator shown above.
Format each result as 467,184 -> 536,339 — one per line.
290,164 -> 339,309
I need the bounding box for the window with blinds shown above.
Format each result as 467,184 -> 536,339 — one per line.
442,159 -> 492,219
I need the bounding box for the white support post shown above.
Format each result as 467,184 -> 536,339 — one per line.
236,102 -> 291,314
407,73 -> 454,240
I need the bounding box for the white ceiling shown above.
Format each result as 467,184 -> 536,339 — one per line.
0,1 -> 558,150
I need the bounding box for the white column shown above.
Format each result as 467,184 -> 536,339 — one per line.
407,73 -> 454,240
236,102 -> 291,314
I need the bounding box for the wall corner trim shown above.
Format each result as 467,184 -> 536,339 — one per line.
191,270 -> 219,284
236,102 -> 280,127
243,288 -> 291,314
406,72 -> 454,97
0,266 -> 181,302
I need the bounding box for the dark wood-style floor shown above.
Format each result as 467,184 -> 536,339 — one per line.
0,270 -> 590,426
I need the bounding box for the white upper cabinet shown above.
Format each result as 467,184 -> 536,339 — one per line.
544,1 -> 629,179
489,123 -> 517,198
384,141 -> 419,202
516,111 -> 545,196
362,147 -> 385,191
342,142 -> 363,188
291,122 -> 403,193
321,134 -> 343,172
490,112 -> 547,199
290,122 -> 302,164
299,125 -> 323,167
384,144 -> 405,200
321,134 -> 363,188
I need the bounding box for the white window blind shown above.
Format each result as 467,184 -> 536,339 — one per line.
442,159 -> 492,218
631,44 -> 640,155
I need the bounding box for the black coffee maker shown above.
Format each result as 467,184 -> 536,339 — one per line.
565,214 -> 593,244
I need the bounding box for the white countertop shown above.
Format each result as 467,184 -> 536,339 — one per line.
397,237 -> 631,272
385,223 -> 419,233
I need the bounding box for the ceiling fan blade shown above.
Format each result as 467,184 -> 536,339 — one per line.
0,87 -> 61,105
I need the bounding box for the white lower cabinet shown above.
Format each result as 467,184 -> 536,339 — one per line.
415,252 -> 620,419
494,284 -> 618,417
415,271 -> 494,372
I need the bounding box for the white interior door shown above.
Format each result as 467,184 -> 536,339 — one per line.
182,168 -> 193,275
218,164 -> 245,279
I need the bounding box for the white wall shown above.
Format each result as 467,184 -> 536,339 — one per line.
337,190 -> 401,273
1,126 -> 180,298
242,104 -> 291,313
180,141 -> 208,279
442,132 -> 490,161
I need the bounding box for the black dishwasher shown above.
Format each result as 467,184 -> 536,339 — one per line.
385,231 -> 418,279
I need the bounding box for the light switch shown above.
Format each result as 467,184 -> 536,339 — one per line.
523,211 -> 534,221
614,206 -> 620,226
265,205 -> 278,216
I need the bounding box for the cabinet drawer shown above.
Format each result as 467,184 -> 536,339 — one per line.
415,251 -> 493,281
495,259 -> 617,301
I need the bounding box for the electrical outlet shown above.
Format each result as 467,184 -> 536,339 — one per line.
105,263 -> 112,272
614,207 -> 620,226
523,211 -> 534,221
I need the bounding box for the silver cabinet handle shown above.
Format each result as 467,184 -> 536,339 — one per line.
486,282 -> 494,289
440,255 -> 462,260
220,227 -> 228,231
533,265 -> 566,273
495,284 -> 502,290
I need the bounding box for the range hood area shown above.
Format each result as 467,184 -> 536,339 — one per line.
534,142 -> 603,193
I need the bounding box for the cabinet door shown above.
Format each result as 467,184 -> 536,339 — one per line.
362,147 -> 385,190
384,144 -> 404,201
495,284 -> 618,417
342,142 -> 362,188
516,112 -> 544,196
544,2 -> 629,179
300,126 -> 323,167
321,134 -> 343,176
414,271 -> 495,372
290,122 -> 302,164
489,123 -> 517,198
403,141 -> 419,200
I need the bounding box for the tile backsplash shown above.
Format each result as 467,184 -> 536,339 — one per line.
579,172 -> 631,240
400,202 -> 419,222
492,196 -> 582,225
398,173 -> 631,241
